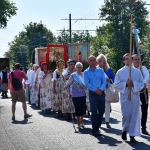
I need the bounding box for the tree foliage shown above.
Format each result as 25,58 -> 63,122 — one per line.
6,21 -> 94,68
93,0 -> 149,71
140,27 -> 150,70
0,0 -> 17,28
6,22 -> 55,68
91,25 -> 112,56
57,29 -> 70,44
24,22 -> 55,62
6,31 -> 29,68
57,29 -> 93,44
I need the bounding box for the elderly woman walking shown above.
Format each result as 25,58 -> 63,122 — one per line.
66,62 -> 86,129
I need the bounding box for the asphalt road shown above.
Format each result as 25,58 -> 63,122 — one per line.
0,97 -> 150,150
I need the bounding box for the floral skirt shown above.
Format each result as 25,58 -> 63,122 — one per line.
52,80 -> 75,113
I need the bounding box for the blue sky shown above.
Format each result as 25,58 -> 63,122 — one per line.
0,0 -> 150,57
0,0 -> 103,57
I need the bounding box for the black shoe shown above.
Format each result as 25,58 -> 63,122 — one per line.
130,136 -> 137,143
87,111 -> 91,117
92,130 -> 101,136
106,122 -> 111,128
12,116 -> 15,121
122,131 -> 127,140
57,111 -> 63,118
24,114 -> 32,119
66,113 -> 72,121
142,130 -> 149,135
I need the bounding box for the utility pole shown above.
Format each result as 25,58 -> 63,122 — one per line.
60,14 -> 100,43
69,14 -> 72,43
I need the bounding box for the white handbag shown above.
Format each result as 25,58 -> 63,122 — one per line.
105,85 -> 119,103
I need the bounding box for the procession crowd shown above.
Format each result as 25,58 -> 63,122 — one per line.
0,53 -> 149,143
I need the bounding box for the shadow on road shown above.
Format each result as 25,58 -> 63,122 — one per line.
109,117 -> 120,124
11,119 -> 33,124
126,141 -> 150,150
73,127 -> 122,147
141,134 -> 150,142
100,126 -> 122,135
30,105 -> 40,110
97,134 -> 122,146
30,104 -> 121,126
77,127 -> 92,135
78,126 -> 123,147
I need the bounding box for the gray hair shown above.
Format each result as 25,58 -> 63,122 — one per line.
75,62 -> 83,69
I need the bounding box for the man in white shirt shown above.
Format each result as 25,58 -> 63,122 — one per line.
114,53 -> 144,143
25,65 -> 34,104
132,54 -> 149,135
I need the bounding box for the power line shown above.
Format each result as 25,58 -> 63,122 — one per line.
57,30 -> 97,32
61,19 -> 100,20
60,14 -> 101,42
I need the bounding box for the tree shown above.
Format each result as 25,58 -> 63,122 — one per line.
98,0 -> 149,70
140,27 -> 150,70
6,31 -> 29,68
57,29 -> 70,44
6,22 -> 55,67
0,0 -> 17,28
24,22 -> 55,62
72,31 -> 92,43
91,25 -> 112,56
57,29 -> 93,44
7,22 -> 93,68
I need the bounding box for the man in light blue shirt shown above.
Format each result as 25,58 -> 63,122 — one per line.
84,56 -> 106,136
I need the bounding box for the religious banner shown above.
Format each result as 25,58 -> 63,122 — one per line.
46,44 -> 68,63
48,47 -> 64,62
35,47 -> 47,65
68,42 -> 90,63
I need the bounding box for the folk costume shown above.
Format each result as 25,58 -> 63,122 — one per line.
52,69 -> 75,114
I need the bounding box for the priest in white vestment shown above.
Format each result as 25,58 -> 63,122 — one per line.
114,53 -> 144,143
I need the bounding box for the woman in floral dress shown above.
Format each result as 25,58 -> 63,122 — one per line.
52,59 -> 75,116
38,62 -> 53,113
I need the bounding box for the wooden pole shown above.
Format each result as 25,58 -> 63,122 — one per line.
128,15 -> 132,100
134,33 -> 148,104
